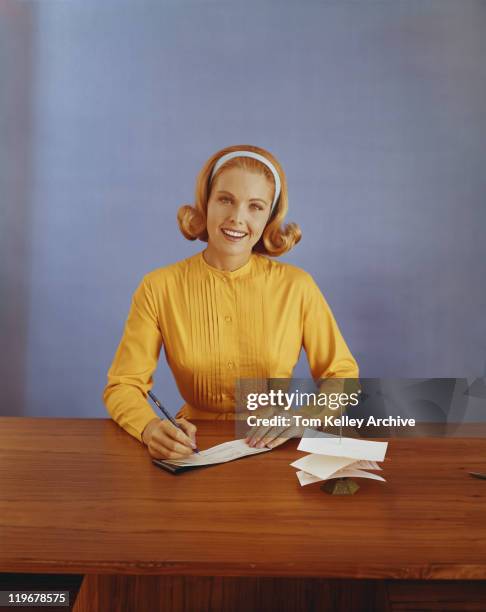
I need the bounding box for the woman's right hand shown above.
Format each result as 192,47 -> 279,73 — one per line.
142,417 -> 198,460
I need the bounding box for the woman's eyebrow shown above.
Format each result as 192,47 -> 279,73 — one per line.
250,198 -> 269,207
216,190 -> 269,207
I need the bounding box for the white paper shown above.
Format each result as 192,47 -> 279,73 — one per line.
297,428 -> 388,462
162,438 -> 271,467
290,454 -> 357,480
333,468 -> 386,482
296,470 -> 322,486
296,468 -> 386,487
353,460 -> 381,471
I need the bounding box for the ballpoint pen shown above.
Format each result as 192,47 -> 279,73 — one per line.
147,390 -> 200,453
469,472 -> 486,480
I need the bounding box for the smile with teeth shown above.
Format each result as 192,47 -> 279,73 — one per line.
221,228 -> 248,241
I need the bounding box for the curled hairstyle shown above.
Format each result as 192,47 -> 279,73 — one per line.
177,144 -> 301,256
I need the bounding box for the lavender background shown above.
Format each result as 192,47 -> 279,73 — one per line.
1,0 -> 485,420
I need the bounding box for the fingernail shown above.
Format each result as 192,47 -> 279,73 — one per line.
257,441 -> 264,448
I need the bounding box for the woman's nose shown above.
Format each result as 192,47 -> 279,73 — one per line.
227,204 -> 246,225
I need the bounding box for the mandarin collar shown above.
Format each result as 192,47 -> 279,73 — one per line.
199,251 -> 255,280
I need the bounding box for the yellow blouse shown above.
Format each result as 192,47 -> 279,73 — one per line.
103,251 -> 359,442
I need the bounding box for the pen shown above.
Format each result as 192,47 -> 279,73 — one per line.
147,390 -> 200,453
469,472 -> 486,480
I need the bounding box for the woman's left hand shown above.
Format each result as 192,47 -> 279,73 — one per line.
245,410 -> 304,449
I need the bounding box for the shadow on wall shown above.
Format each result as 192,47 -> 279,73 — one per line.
0,2 -> 35,416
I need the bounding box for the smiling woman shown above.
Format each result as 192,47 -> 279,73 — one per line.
205,167 -> 274,266
103,144 -> 359,462
177,145 -> 301,258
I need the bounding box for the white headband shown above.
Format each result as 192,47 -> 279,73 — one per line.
209,150 -> 281,212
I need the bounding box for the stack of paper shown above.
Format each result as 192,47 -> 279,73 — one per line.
291,428 -> 388,486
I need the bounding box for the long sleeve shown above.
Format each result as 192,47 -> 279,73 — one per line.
300,274 -> 360,421
103,275 -> 163,443
302,274 -> 359,381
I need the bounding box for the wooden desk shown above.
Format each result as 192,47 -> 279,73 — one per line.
1,417 -> 486,611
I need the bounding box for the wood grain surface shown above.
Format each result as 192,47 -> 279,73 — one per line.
1,418 -> 485,579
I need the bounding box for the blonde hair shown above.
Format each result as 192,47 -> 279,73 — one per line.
177,144 -> 301,256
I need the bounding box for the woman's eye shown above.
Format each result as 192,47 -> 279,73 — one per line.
220,197 -> 231,204
251,203 -> 263,211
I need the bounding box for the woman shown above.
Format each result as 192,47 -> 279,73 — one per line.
103,144 -> 359,460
